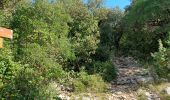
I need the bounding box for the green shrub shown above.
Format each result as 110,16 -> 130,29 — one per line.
160,94 -> 170,100
73,80 -> 86,92
93,46 -> 111,62
151,40 -> 170,78
93,61 -> 117,82
0,58 -> 21,84
0,48 -> 21,91
87,74 -> 107,92
0,47 -> 66,99
45,62 -> 67,81
73,71 -> 107,93
0,66 -> 59,99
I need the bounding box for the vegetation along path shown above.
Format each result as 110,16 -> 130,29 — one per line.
58,56 -> 158,100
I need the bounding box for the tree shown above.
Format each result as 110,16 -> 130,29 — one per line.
121,0 -> 170,58
58,0 -> 100,71
100,7 -> 124,48
92,7 -> 124,61
10,0 -> 74,71
86,0 -> 104,14
0,0 -> 25,10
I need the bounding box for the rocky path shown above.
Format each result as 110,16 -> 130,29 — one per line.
57,56 -> 160,100
111,57 -> 153,91
110,57 -> 156,100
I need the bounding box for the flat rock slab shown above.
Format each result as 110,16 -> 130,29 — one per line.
165,87 -> 170,95
145,92 -> 160,100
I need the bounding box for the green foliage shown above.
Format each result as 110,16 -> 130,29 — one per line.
160,94 -> 170,100
10,0 -> 75,69
151,40 -> 170,79
69,15 -> 100,63
121,0 -> 170,58
0,48 -> 20,89
73,71 -> 107,93
93,46 -> 110,61
99,7 -> 124,48
0,11 -> 5,25
60,0 -> 100,71
0,66 -> 59,99
93,61 -> 117,82
0,48 -> 54,99
0,0 -> 121,99
0,0 -> 21,9
0,48 -> 64,99
73,80 -> 86,92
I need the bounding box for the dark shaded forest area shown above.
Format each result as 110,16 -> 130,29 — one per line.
0,0 -> 170,99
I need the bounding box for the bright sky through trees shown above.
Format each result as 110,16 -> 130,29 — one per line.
104,0 -> 131,9
83,0 -> 131,10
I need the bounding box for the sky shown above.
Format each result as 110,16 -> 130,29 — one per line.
104,0 -> 131,10
84,0 -> 131,10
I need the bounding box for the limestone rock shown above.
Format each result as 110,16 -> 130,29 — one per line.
58,94 -> 71,100
145,92 -> 160,100
136,76 -> 154,84
165,87 -> 170,95
82,96 -> 91,100
159,78 -> 168,82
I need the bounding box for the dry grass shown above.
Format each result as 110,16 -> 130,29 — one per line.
137,82 -> 170,100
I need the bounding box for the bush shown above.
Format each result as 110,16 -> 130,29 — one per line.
160,94 -> 170,100
73,71 -> 107,93
93,46 -> 111,62
151,40 -> 170,79
93,61 -> 117,82
0,66 -> 59,99
73,80 -> 86,92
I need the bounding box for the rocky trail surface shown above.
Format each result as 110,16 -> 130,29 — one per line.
57,57 -> 161,100
111,57 -> 154,92
109,57 -> 156,100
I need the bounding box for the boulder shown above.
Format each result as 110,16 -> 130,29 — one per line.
165,87 -> 170,95
145,92 -> 160,100
136,76 -> 154,84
